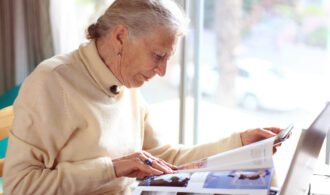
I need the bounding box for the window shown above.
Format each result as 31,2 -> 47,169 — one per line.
183,0 -> 330,184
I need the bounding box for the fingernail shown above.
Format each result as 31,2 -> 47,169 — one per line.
165,170 -> 173,174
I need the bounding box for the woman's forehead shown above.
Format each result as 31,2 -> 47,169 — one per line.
141,28 -> 178,53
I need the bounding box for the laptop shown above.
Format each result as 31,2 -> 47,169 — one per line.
273,102 -> 330,195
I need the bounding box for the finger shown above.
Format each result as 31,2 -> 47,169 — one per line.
146,159 -> 174,174
113,151 -> 154,163
134,153 -> 169,175
259,128 -> 277,138
114,153 -> 147,163
128,170 -> 152,179
160,159 -> 178,170
136,171 -> 152,179
127,170 -> 151,179
151,157 -> 178,170
143,151 -> 177,170
134,157 -> 164,176
273,147 -> 277,154
264,127 -> 282,134
142,152 -> 175,173
273,141 -> 282,147
156,159 -> 177,173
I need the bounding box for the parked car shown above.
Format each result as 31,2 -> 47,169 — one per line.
235,58 -> 307,111
168,57 -> 326,112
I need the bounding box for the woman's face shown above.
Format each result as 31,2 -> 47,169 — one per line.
118,27 -> 179,88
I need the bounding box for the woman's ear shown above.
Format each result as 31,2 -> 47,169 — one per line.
111,24 -> 128,49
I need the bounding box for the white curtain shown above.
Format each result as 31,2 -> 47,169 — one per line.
50,0 -> 113,55
50,0 -> 81,54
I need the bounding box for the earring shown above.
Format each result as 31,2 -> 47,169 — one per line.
117,51 -> 122,67
117,49 -> 122,56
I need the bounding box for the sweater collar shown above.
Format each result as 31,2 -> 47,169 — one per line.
78,40 -> 124,97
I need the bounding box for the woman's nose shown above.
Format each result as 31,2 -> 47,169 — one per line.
154,63 -> 167,77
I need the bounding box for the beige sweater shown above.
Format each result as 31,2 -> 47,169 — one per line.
3,41 -> 242,195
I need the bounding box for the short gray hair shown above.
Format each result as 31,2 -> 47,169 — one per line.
87,0 -> 189,39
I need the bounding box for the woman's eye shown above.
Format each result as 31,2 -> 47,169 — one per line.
153,53 -> 164,62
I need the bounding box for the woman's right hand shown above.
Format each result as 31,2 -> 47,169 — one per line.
112,151 -> 177,179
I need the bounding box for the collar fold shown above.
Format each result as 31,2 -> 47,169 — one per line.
78,41 -> 124,97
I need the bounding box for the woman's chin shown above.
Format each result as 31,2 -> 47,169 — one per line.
129,80 -> 145,88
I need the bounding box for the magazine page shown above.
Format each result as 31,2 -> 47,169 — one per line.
134,168 -> 273,195
176,137 -> 275,173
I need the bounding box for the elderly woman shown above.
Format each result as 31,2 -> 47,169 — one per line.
3,0 -> 281,194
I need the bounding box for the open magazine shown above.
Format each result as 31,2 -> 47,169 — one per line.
134,136 -> 279,195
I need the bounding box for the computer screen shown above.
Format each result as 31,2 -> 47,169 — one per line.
326,131 -> 330,165
280,102 -> 330,195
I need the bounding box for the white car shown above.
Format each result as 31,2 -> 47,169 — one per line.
235,58 -> 309,111
168,58 -> 326,112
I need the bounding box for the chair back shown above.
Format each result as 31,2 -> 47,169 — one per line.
0,106 -> 13,139
0,106 -> 14,177
0,86 -> 19,194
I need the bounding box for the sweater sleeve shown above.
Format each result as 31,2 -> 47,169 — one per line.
3,66 -> 116,195
142,106 -> 243,166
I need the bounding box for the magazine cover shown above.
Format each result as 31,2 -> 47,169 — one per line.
134,168 -> 273,195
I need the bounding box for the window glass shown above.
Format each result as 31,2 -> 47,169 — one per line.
188,0 -> 329,184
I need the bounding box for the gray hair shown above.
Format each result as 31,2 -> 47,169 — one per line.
87,0 -> 189,39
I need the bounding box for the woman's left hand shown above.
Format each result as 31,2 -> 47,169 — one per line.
240,127 -> 282,146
